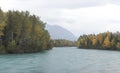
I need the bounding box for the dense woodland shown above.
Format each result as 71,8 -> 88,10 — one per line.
1,8 -> 120,54
0,8 -> 53,54
52,39 -> 76,47
77,31 -> 120,50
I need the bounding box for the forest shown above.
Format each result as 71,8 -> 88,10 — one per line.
0,8 -> 53,54
51,39 -> 76,47
1,7 -> 120,54
77,31 -> 120,50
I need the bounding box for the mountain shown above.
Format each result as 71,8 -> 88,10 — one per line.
45,24 -> 77,41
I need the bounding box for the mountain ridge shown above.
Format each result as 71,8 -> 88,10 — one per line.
45,24 -> 77,41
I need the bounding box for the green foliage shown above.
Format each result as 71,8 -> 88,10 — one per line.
103,36 -> 111,49
77,31 -> 120,50
0,9 -> 52,53
52,39 -> 76,47
116,42 -> 120,49
0,46 -> 6,54
8,40 -> 16,48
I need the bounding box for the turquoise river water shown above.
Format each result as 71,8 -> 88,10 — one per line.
0,47 -> 120,73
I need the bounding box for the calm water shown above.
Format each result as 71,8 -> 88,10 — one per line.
0,47 -> 120,73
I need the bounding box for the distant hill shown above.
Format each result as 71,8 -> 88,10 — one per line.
45,24 -> 77,41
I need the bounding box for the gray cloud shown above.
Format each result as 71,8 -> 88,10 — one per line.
0,0 -> 120,37
4,0 -> 112,9
1,0 -> 120,10
1,0 -> 119,11
112,0 -> 120,4
22,0 -> 120,8
107,19 -> 120,24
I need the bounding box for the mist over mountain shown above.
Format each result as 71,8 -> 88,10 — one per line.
46,24 -> 77,41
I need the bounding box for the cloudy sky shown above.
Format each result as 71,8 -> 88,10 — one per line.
0,0 -> 120,37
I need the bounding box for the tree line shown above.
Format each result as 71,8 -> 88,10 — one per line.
51,39 -> 76,47
77,31 -> 120,50
0,8 -> 53,54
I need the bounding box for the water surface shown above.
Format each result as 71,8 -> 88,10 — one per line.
0,47 -> 120,73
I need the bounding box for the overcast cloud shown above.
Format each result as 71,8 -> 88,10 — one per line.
0,0 -> 120,37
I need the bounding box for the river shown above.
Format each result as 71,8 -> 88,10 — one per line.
0,47 -> 120,73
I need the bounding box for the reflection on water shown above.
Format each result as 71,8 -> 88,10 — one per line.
0,47 -> 120,73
